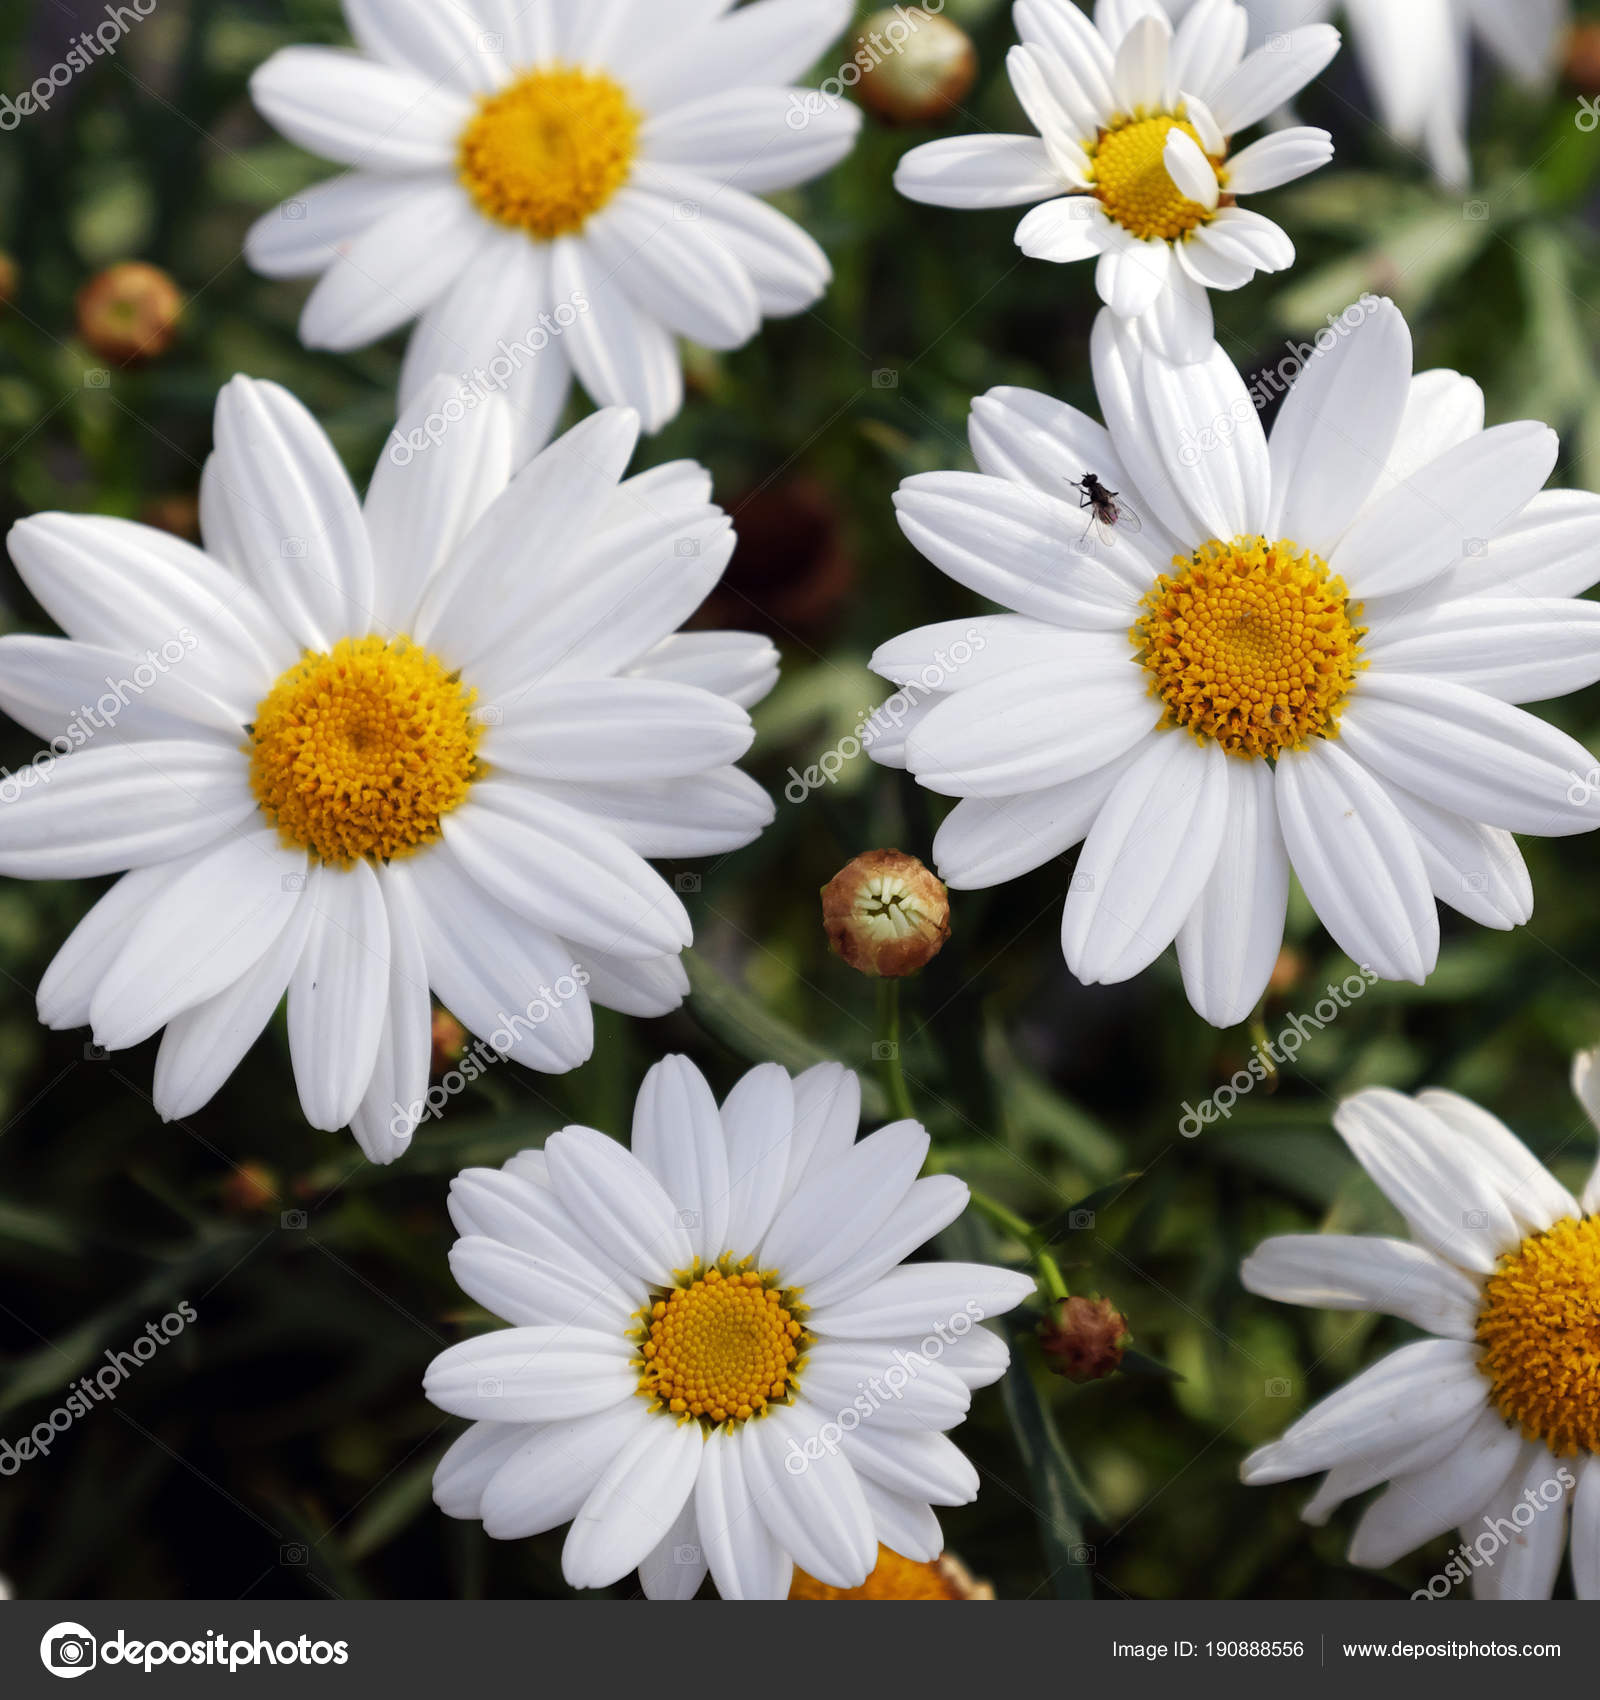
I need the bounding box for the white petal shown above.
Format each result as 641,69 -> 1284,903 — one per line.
1376,782 -> 1533,931
1241,1233 -> 1481,1338
1273,739 -> 1438,984
720,1062 -> 795,1252
1472,1441 -> 1571,1601
1207,25 -> 1340,134
1348,1407 -> 1523,1568
742,1405 -> 877,1589
1337,672 -> 1600,839
89,828 -> 307,1050
626,0 -> 856,111
934,763 -> 1123,890
153,885 -> 316,1122
287,859 -> 390,1131
906,662 -> 1155,798
440,786 -> 690,961
1095,226 -> 1173,319
245,173 -> 433,279
1063,734 -> 1231,984
1432,488 -> 1600,603
1223,125 -> 1333,194
1163,128 -> 1218,209
1330,422 -> 1559,601
349,870 -> 431,1164
1111,13 -> 1172,113
433,1421 -> 533,1521
632,1054 -> 730,1265
478,1401 -> 650,1539
1413,1088 -> 1579,1233
1364,597 -> 1600,705
694,1425 -> 793,1601
1573,1454 -> 1600,1600
250,47 -> 471,172
639,1498 -> 708,1600
1266,295 -> 1412,552
544,1123 -> 695,1286
806,1263 -> 1036,1339
571,945 -> 689,1019
394,852 -> 594,1073
1333,1088 -> 1521,1271
1016,197 -> 1110,265
799,1338 -> 971,1433
1177,755 -> 1289,1027
423,1325 -> 638,1423
562,1417 -> 704,1590
1239,1338 -> 1485,1484
210,377 -> 375,650
759,1118 -> 929,1288
481,679 -> 753,783
364,381 -> 514,637
636,86 -> 859,195
631,630 -> 779,711
529,769 -> 772,861
895,135 -> 1064,210
799,1177 -> 969,1310
782,1062 -> 861,1204
342,0 -> 504,94
448,1235 -> 636,1334
838,1423 -> 979,1507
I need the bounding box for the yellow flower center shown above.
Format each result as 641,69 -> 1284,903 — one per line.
790,1548 -> 991,1600
1090,115 -> 1216,241
249,635 -> 481,866
457,66 -> 640,240
1476,1214 -> 1600,1457
637,1264 -> 806,1427
1132,537 -> 1366,759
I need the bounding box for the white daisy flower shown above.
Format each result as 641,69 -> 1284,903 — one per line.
867,298 -> 1600,1027
426,1054 -> 1034,1599
0,379 -> 778,1161
893,0 -> 1340,362
1239,1064 -> 1600,1598
1202,0 -> 1568,187
246,0 -> 861,457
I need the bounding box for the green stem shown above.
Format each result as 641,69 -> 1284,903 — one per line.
965,1187 -> 1069,1302
874,978 -> 916,1124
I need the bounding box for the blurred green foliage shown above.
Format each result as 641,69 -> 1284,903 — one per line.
3,0 -> 1600,1602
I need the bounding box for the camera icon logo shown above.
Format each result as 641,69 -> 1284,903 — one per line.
872,368 -> 899,389
1266,1376 -> 1293,1397
40,1623 -> 97,1678
280,1209 -> 307,1230
674,872 -> 701,893
83,369 -> 110,390
283,199 -> 307,221
280,1542 -> 310,1566
1463,1208 -> 1490,1229
1068,1544 -> 1096,1564
871,1040 -> 898,1061
1067,1208 -> 1095,1230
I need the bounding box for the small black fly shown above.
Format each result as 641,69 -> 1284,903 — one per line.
1070,472 -> 1142,545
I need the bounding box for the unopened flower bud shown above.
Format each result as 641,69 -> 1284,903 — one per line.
0,253 -> 17,311
1267,944 -> 1304,997
220,1161 -> 280,1216
821,848 -> 949,977
431,1006 -> 468,1073
76,262 -> 183,364
855,8 -> 977,126
1037,1295 -> 1130,1383
139,493 -> 201,541
1566,21 -> 1600,95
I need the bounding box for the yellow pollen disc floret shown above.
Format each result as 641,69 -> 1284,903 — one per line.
249,635 -> 481,866
457,66 -> 640,240
638,1265 -> 806,1427
1475,1213 -> 1600,1457
790,1547 -> 994,1601
1132,536 -> 1366,759
1090,115 -> 1216,242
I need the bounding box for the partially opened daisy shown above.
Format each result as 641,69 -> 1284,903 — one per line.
0,378 -> 776,1161
1239,1065 -> 1600,1598
246,0 -> 860,456
868,297 -> 1600,1027
1213,0 -> 1567,187
426,1055 -> 1033,1598
894,0 -> 1339,361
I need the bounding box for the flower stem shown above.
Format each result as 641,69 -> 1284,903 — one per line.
965,1187 -> 1069,1301
874,978 -> 916,1124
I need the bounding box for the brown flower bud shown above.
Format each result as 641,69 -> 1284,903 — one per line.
139,493 -> 201,542
431,1006 -> 468,1073
791,1545 -> 994,1599
855,8 -> 977,126
821,849 -> 950,977
219,1161 -> 280,1216
1566,22 -> 1600,95
76,262 -> 183,364
1267,944 -> 1304,997
0,253 -> 17,311
1037,1295 -> 1130,1383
